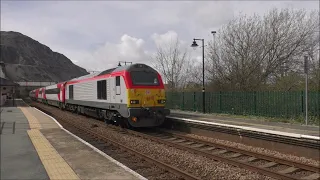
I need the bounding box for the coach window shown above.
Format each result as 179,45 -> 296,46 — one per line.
97,80 -> 107,100
115,76 -> 120,95
46,88 -> 60,94
69,85 -> 73,99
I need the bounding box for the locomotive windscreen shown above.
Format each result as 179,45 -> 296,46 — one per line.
130,71 -> 159,86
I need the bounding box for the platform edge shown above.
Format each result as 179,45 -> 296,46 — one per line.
33,107 -> 148,180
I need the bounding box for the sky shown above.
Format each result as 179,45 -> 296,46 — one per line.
1,1 -> 319,72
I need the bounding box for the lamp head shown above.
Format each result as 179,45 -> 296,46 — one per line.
191,39 -> 198,50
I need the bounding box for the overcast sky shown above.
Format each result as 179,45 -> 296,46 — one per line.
1,1 -> 319,72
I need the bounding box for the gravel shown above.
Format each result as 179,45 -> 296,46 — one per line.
32,102 -> 319,180
291,170 -> 315,179
181,132 -> 320,167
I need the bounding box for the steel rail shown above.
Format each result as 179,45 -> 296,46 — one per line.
166,117 -> 320,149
52,114 -> 200,180
159,129 -> 320,173
125,130 -> 310,180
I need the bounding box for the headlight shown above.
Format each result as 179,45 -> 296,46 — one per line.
130,100 -> 139,104
157,99 -> 166,104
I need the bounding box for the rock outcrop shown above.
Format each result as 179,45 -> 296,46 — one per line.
0,31 -> 88,82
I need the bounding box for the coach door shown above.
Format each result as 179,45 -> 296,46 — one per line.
115,76 -> 121,95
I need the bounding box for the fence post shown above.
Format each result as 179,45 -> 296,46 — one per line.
219,91 -> 222,113
207,92 -> 210,113
318,90 -> 320,122
193,92 -> 196,111
254,91 -> 257,115
301,91 -> 304,114
182,92 -> 184,110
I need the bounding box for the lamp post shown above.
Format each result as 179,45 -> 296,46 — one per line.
304,55 -> 308,125
191,38 -> 205,114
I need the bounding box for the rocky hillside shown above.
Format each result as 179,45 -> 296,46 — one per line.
0,31 -> 88,82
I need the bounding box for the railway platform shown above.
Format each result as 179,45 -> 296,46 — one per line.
1,99 -> 144,180
169,110 -> 320,139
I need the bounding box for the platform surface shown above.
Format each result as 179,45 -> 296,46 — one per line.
170,110 -> 320,137
1,99 -> 142,180
1,106 -> 49,180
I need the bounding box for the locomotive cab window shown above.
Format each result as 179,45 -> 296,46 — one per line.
130,71 -> 159,86
116,76 -> 121,95
69,85 -> 73,99
97,80 -> 107,100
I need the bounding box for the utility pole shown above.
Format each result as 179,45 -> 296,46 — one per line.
211,31 -> 216,88
318,47 -> 320,122
304,56 -> 308,125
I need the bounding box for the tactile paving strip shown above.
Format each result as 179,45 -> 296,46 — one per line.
19,107 -> 42,129
27,129 -> 79,180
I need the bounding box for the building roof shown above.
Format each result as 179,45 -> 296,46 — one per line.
0,77 -> 19,86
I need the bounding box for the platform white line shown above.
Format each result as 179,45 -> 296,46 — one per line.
168,116 -> 320,141
33,107 -> 147,180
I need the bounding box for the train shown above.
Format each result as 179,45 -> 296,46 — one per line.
29,63 -> 170,128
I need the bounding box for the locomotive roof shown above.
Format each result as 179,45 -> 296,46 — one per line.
97,64 -> 132,76
68,63 -> 154,82
70,71 -> 101,81
97,63 -> 154,76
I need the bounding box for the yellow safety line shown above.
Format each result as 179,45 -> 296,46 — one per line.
27,129 -> 79,180
19,107 -> 42,129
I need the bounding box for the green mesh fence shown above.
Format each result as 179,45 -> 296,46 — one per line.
166,91 -> 320,119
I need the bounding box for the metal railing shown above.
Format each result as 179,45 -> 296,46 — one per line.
166,91 -> 320,121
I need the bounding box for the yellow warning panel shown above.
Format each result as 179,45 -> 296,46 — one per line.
27,129 -> 79,180
19,107 -> 42,129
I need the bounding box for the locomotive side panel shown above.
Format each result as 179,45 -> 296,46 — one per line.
74,80 -> 96,101
111,75 -> 128,105
65,75 -> 129,118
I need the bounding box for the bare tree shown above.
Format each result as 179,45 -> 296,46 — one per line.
206,8 -> 319,91
152,37 -> 193,91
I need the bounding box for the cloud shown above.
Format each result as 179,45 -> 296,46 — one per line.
76,30 -> 196,72
151,31 -> 179,46
76,34 -> 150,71
1,1 -> 318,73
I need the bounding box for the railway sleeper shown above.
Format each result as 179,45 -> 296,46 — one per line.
277,167 -> 300,174
259,162 -> 278,168
227,153 -> 242,158
142,170 -> 167,177
301,173 -> 320,180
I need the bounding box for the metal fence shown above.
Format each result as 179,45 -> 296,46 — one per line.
166,91 -> 320,119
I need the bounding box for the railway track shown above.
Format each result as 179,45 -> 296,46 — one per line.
68,118 -> 320,180
134,129 -> 320,180
29,101 -> 319,180
37,106 -> 200,180
164,117 -> 320,149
